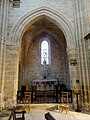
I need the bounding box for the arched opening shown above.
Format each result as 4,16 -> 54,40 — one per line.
17,15 -> 71,103
7,7 -> 75,105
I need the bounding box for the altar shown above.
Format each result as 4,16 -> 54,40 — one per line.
32,77 -> 58,91
33,78 -> 57,83
32,59 -> 58,91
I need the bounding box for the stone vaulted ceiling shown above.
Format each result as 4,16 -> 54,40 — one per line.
21,15 -> 67,57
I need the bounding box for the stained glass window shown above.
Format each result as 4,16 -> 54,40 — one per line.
41,40 -> 49,64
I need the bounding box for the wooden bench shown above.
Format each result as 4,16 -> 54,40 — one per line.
45,112 -> 56,120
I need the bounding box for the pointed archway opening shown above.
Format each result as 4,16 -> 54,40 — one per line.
17,15 -> 71,103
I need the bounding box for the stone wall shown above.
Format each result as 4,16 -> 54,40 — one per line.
7,0 -> 74,42
87,0 -> 90,24
0,0 -> 90,110
3,45 -> 19,108
19,32 -> 69,87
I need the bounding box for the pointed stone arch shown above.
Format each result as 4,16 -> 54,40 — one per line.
10,6 -> 75,48
4,7 -> 77,107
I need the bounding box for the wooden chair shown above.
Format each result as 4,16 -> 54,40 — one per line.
14,110 -> 26,120
59,92 -> 69,114
8,106 -> 15,120
8,106 -> 26,120
24,92 -> 31,104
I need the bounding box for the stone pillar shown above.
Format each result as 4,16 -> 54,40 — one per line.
67,45 -> 79,109
0,44 -> 6,108
3,45 -> 19,108
85,36 -> 90,111
67,46 -> 78,88
0,0 -> 9,108
73,0 -> 89,110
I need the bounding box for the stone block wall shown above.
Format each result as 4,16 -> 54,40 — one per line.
0,0 -> 90,110
87,0 -> 90,24
3,45 -> 19,108
19,32 -> 69,87
7,0 -> 74,41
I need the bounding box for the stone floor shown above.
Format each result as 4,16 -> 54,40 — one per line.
1,104 -> 90,120
25,109 -> 90,120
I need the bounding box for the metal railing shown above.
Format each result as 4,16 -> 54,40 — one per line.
17,90 -> 72,104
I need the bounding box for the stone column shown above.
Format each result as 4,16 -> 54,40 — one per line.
67,46 -> 78,88
4,45 -> 19,108
0,44 -> 6,108
73,0 -> 89,110
67,45 -> 79,109
85,36 -> 90,111
0,0 -> 9,108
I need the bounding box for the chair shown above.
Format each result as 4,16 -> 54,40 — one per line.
59,92 -> 69,114
8,106 -> 26,120
24,92 -> 31,104
14,110 -> 26,120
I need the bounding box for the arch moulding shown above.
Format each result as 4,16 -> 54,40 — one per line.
10,6 -> 75,49
4,7 -> 77,107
